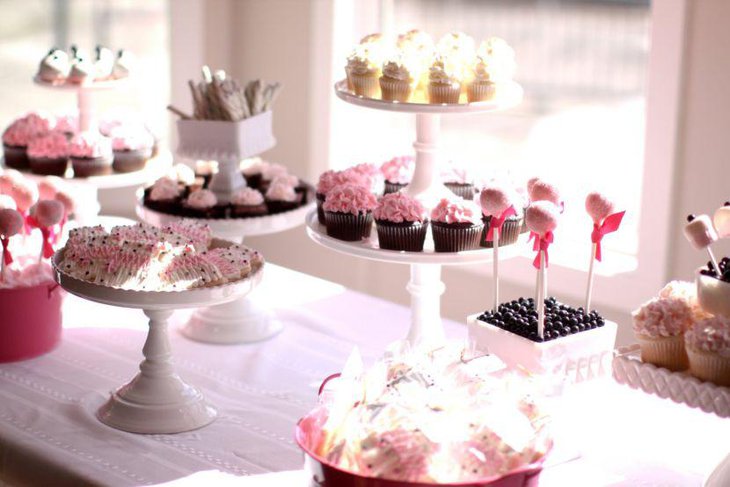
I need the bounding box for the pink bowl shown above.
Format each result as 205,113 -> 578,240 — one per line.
295,419 -> 545,487
0,280 -> 64,362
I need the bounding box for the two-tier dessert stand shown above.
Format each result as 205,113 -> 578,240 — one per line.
305,80 -> 524,348
52,241 -> 263,434
137,112 -> 315,344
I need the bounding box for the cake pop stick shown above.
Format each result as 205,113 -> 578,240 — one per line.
0,208 -> 23,279
525,202 -> 560,339
480,186 -> 516,311
684,214 -> 721,276
584,192 -> 625,313
27,200 -> 64,262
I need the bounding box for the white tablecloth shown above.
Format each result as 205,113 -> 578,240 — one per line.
0,264 -> 728,486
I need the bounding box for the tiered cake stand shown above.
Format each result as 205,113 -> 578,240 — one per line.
136,112 -> 315,344
52,241 -> 263,434
305,80 -> 524,347
4,77 -> 172,223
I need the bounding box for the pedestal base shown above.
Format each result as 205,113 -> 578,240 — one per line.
181,294 -> 284,344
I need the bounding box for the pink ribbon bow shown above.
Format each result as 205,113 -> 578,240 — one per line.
1,236 -> 12,265
26,215 -> 56,259
591,211 -> 625,261
532,231 -> 554,269
486,205 -> 517,242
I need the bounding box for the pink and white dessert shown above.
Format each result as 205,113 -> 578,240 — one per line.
349,162 -> 385,195
440,160 -> 475,199
37,48 -> 70,83
68,131 -> 113,177
430,197 -> 483,252
632,297 -> 694,371
109,126 -> 154,173
479,185 -> 521,248
322,183 -> 378,241
231,187 -> 267,217
183,189 -> 224,219
380,155 -> 414,194
3,113 -> 55,169
27,132 -> 69,176
684,315 -> 730,386
374,192 -> 428,251
265,177 -> 301,214
315,169 -> 369,225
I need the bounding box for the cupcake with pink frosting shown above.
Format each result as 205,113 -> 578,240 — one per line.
231,187 -> 267,218
685,315 -> 730,386
430,197 -> 484,252
315,169 -> 368,225
2,113 -> 55,169
68,131 -> 113,177
265,177 -> 302,214
380,155 -> 414,194
110,126 -> 153,173
348,162 -> 385,195
632,297 -> 694,371
374,192 -> 428,251
322,183 -> 378,241
145,177 -> 184,214
183,188 -> 225,218
27,132 -> 69,176
441,160 -> 475,200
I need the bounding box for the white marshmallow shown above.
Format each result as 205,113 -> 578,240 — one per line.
713,206 -> 730,238
684,214 -> 718,250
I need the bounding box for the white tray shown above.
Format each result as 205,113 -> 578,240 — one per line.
612,344 -> 730,418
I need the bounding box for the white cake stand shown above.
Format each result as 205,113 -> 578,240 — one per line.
136,188 -> 315,344
307,80 -> 524,347
51,242 -> 263,434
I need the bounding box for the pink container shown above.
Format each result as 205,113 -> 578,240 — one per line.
0,280 -> 64,363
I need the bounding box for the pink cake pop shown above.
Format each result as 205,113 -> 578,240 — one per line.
0,169 -> 24,194
529,180 -> 561,206
37,176 -> 66,200
480,185 -> 518,311
526,201 -> 559,237
584,192 -> 625,312
54,191 -> 76,217
525,201 -> 560,339
28,200 -> 64,260
0,208 -> 23,276
526,177 -> 540,195
9,180 -> 38,214
0,195 -> 17,210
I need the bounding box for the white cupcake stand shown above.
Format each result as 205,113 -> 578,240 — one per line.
136,112 -> 315,344
3,77 -> 173,224
51,242 -> 263,434
305,80 -> 524,348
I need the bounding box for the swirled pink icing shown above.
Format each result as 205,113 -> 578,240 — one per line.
27,132 -> 69,159
632,297 -> 694,338
380,156 -> 414,185
261,162 -> 289,181
430,198 -> 481,224
150,178 -> 181,201
185,189 -> 217,209
54,114 -> 78,135
374,192 -> 426,223
685,316 -> 730,357
350,163 -> 385,194
265,179 -> 297,202
317,169 -> 368,195
232,187 -> 264,206
69,132 -> 112,158
322,183 -> 378,215
3,114 -> 54,147
110,126 -> 154,151
441,161 -> 472,185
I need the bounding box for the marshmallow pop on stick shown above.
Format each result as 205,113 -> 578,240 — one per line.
27,200 -> 64,262
0,208 -> 23,279
479,185 -> 517,311
525,201 -> 560,339
684,213 -> 721,276
584,192 -> 625,313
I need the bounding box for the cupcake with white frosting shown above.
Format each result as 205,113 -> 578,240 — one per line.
685,315 -> 730,386
110,126 -> 153,173
346,37 -> 386,98
467,37 -> 515,102
379,54 -> 420,102
69,131 -> 113,177
632,296 -> 693,371
231,187 -> 267,218
427,57 -> 462,104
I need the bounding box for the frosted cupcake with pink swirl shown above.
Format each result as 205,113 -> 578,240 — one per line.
632,296 -> 694,371
348,163 -> 385,195
182,189 -> 225,218
27,132 -> 69,176
430,198 -> 484,252
68,131 -> 113,177
380,155 -> 414,194
231,187 -> 267,218
374,192 -> 428,251
685,315 -> 730,386
265,178 -> 302,214
322,183 -> 377,241
3,113 -> 55,169
110,126 -> 153,173
315,169 -> 369,225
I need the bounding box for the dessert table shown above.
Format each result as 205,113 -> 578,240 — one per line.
0,263 -> 727,487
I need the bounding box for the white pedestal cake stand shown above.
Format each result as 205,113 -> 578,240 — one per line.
51,242 -> 263,434
307,81 -> 524,348
136,188 -> 315,344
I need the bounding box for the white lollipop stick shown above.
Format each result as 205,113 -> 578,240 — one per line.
493,227 -> 499,312
707,246 -> 721,277
538,249 -> 546,339
585,242 -> 597,313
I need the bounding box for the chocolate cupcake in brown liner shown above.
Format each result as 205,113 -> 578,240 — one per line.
445,182 -> 475,200
112,148 -> 151,173
181,188 -> 228,219
71,155 -> 113,177
316,193 -> 326,225
109,127 -> 153,173
316,169 -> 372,226
325,211 -> 373,241
265,177 -> 303,215
384,181 -> 407,195
143,180 -> 186,215
432,221 -> 483,252
230,186 -> 268,218
69,131 -> 113,178
480,215 -> 522,248
376,220 -> 429,251
380,155 -> 414,196
29,157 -> 68,176
3,145 -> 29,169
3,113 -> 54,169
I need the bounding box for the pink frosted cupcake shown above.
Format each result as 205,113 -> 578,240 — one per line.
380,155 -> 414,194
441,160 -> 475,199
374,192 -> 428,251
632,297 -> 694,371
3,113 -> 55,169
183,189 -> 226,218
110,126 -> 153,173
231,187 -> 267,218
685,316 -> 730,386
322,183 -> 377,241
265,177 -> 302,214
315,169 -> 368,225
145,177 -> 184,214
348,162 -> 385,195
69,131 -> 113,177
27,132 -> 69,176
430,198 -> 484,252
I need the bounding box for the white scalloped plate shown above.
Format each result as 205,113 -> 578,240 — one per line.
33,75 -> 129,91
613,344 -> 730,418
